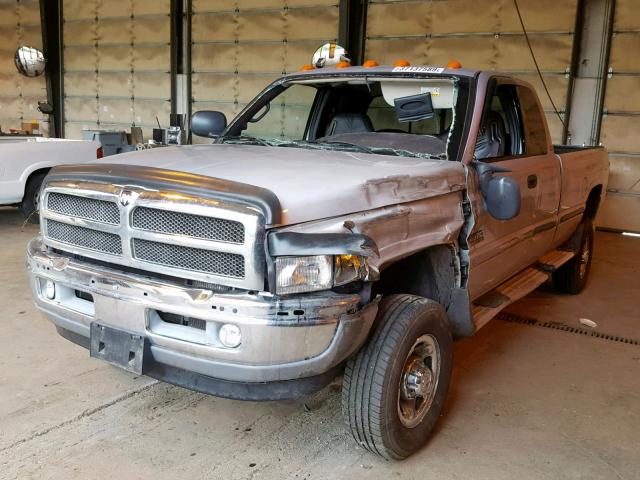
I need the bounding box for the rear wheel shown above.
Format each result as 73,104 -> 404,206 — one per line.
342,294 -> 453,460
20,172 -> 46,223
553,219 -> 594,294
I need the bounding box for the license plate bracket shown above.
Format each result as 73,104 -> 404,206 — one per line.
90,323 -> 146,374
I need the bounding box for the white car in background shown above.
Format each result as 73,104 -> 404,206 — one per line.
0,137 -> 101,220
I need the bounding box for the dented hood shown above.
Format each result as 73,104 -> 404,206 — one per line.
101,144 -> 466,225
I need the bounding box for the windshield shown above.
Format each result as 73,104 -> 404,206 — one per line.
220,76 -> 469,160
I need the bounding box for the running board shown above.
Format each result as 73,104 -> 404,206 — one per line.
471,249 -> 576,330
537,249 -> 576,272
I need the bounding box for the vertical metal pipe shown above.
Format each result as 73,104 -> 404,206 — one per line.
565,0 -> 615,146
39,0 -> 64,138
338,0 -> 368,65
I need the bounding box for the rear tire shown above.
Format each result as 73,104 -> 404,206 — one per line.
553,219 -> 594,294
342,294 -> 453,460
20,172 -> 46,223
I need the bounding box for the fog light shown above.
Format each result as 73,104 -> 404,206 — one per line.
219,324 -> 241,348
44,280 -> 56,300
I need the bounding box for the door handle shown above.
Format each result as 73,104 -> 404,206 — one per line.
527,174 -> 538,189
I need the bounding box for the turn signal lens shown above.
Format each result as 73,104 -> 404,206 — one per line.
336,61 -> 351,68
362,60 -> 379,68
446,60 -> 462,69
300,64 -> 315,71
394,59 -> 411,67
334,254 -> 367,286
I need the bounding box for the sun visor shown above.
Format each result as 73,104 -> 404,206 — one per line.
381,79 -> 456,109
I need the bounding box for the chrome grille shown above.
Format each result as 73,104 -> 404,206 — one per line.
131,207 -> 244,243
46,219 -> 122,255
40,182 -> 265,290
47,192 -> 120,225
132,239 -> 245,278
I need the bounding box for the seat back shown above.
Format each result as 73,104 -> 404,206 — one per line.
325,113 -> 374,136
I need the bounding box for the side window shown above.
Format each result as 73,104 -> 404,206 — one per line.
475,84 -> 522,160
475,82 -> 548,161
516,86 -> 548,155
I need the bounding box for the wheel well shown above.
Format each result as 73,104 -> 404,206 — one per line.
584,185 -> 603,219
372,244 -> 474,337
22,168 -> 50,200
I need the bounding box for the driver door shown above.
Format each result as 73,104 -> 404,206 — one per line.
467,79 -> 561,300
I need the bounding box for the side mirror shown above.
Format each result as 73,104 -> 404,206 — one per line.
472,161 -> 521,220
191,111 -> 227,138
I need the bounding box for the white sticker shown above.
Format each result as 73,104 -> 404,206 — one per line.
392,66 -> 445,74
420,86 -> 441,96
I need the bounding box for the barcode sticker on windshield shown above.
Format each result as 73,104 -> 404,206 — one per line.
392,66 -> 445,74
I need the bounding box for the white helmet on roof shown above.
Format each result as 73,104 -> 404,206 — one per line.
312,43 -> 350,68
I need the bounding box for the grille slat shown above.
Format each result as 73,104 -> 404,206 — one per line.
46,219 -> 122,255
132,239 -> 245,279
132,207 -> 244,244
47,193 -> 120,225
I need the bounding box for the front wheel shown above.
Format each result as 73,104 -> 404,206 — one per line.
342,294 -> 453,460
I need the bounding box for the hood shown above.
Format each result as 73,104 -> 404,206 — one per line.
100,144 -> 466,225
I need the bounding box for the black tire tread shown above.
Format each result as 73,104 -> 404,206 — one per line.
20,172 -> 46,223
342,294 -> 448,460
553,219 -> 594,294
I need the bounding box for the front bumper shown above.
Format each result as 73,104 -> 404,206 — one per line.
26,237 -> 378,399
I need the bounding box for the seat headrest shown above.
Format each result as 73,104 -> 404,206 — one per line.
325,113 -> 373,136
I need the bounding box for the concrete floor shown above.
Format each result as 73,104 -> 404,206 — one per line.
0,207 -> 638,480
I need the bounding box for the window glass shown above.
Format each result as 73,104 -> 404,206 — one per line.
516,86 -> 548,155
366,95 -> 449,135
243,84 -> 317,140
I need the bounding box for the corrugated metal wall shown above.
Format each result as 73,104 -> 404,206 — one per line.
0,0 -> 48,134
191,0 -> 339,143
597,0 -> 640,232
365,0 -> 578,144
62,0 -> 171,139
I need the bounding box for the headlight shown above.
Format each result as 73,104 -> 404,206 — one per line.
275,254 -> 369,295
275,255 -> 333,295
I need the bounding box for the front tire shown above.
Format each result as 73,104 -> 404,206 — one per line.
342,294 -> 453,460
20,172 -> 46,223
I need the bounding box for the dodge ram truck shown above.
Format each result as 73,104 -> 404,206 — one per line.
26,63 -> 609,459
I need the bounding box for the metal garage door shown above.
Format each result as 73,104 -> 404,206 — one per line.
62,0 -> 171,139
0,0 -> 48,134
597,0 -> 640,233
365,0 -> 578,144
191,0 -> 339,142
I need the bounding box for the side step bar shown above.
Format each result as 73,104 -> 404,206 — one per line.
472,249 -> 575,330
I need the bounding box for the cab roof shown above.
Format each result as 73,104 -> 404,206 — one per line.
281,64 -> 479,81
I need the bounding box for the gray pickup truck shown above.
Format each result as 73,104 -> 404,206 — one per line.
27,64 -> 608,460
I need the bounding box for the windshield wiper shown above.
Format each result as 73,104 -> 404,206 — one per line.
309,140 -> 377,155
312,140 -> 445,159
218,135 -> 272,147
